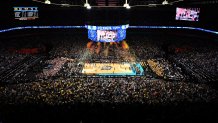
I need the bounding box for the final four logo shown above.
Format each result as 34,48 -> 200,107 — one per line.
101,66 -> 112,70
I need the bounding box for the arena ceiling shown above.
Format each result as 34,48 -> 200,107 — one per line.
1,0 -> 218,29
30,0 -> 218,7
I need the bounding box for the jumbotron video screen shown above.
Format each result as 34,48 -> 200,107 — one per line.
176,7 -> 200,21
86,25 -> 128,42
97,30 -> 117,42
14,7 -> 38,20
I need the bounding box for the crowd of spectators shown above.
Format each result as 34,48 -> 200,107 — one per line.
0,34 -> 217,105
36,57 -> 67,78
147,58 -> 184,80
171,44 -> 218,82
0,77 -> 217,105
0,52 -> 26,74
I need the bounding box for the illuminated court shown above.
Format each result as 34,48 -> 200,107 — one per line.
82,63 -> 144,76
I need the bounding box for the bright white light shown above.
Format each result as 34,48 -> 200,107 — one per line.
123,3 -> 128,7
84,0 -> 91,9
162,0 -> 169,5
123,0 -> 130,9
124,4 -> 131,9
86,4 -> 91,9
84,3 -> 89,7
45,0 -> 51,4
126,4 -> 131,9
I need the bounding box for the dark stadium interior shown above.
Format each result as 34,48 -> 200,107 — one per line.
0,0 -> 218,123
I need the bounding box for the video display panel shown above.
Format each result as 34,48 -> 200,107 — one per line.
86,25 -> 129,42
97,30 -> 117,42
14,7 -> 38,20
176,7 -> 200,21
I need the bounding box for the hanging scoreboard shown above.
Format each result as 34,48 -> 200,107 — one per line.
85,25 -> 129,42
14,7 -> 38,20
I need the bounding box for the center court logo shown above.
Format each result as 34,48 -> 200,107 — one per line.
101,65 -> 112,70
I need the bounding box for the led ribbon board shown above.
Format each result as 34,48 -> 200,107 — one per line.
0,26 -> 217,35
85,25 -> 129,42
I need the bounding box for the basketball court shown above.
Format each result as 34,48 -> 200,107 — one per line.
82,63 -> 136,76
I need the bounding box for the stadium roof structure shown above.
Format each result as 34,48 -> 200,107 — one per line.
1,0 -> 218,28
30,0 -> 218,7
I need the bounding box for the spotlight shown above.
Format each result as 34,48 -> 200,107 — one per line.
162,0 -> 169,5
123,3 -> 128,7
123,0 -> 131,9
126,4 -> 131,9
45,0 -> 51,4
84,3 -> 89,7
84,0 -> 91,9
86,4 -> 91,9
